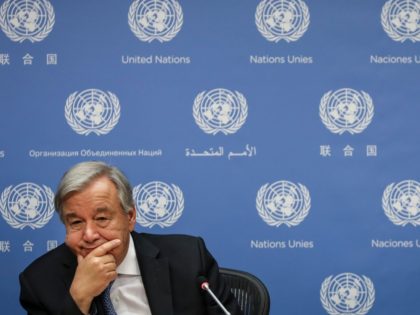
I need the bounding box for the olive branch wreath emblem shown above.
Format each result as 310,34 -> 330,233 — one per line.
256,182 -> 310,227
320,274 -> 375,315
381,0 -> 420,43
133,183 -> 184,228
0,184 -> 55,229
193,90 -> 248,135
0,0 -> 55,43
319,90 -> 374,135
255,0 -> 310,43
128,0 -> 183,43
65,90 -> 120,136
382,181 -> 420,227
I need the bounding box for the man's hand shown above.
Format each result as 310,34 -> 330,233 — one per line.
69,239 -> 121,314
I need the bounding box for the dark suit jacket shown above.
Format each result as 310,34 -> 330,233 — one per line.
19,232 -> 241,315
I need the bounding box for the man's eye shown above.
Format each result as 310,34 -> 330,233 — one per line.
95,217 -> 110,225
69,220 -> 82,228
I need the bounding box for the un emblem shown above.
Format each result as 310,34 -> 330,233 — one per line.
320,88 -> 374,135
133,181 -> 184,228
383,180 -> 420,226
193,88 -> 248,135
128,0 -> 183,43
0,0 -> 54,43
256,180 -> 310,227
381,0 -> 420,43
255,0 -> 310,42
65,89 -> 121,136
0,183 -> 55,229
321,273 -> 375,315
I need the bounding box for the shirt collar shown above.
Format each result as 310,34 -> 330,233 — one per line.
117,235 -> 141,276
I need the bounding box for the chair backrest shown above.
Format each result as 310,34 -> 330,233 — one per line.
219,267 -> 270,315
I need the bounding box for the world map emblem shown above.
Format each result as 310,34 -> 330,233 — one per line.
65,89 -> 121,136
321,273 -> 375,315
0,0 -> 54,43
320,88 -> 374,135
381,0 -> 420,43
128,0 -> 183,43
382,180 -> 420,226
256,180 -> 310,227
255,0 -> 310,42
133,181 -> 184,228
193,88 -> 248,135
0,183 -> 55,229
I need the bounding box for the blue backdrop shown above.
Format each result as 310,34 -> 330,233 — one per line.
1,0 -> 419,314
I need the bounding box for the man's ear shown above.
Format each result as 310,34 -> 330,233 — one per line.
128,207 -> 136,231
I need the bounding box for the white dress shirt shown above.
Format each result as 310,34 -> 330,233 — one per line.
109,235 -> 152,315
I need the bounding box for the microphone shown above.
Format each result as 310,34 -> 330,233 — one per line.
197,276 -> 231,315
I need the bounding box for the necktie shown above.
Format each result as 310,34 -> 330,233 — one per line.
101,282 -> 117,315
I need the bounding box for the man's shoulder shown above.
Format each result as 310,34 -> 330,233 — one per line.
138,232 -> 202,242
21,243 -> 74,276
133,231 -> 205,252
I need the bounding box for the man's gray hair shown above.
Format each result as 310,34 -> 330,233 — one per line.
54,161 -> 134,221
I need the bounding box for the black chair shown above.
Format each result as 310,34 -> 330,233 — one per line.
219,267 -> 270,315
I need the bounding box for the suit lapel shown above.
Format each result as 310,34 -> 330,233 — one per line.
60,244 -> 78,290
132,232 -> 174,315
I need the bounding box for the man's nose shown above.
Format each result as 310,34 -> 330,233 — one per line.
82,221 -> 99,242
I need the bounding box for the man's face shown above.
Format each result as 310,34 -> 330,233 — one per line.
62,176 -> 136,266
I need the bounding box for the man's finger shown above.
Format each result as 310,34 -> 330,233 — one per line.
101,254 -> 117,264
89,239 -> 121,257
77,254 -> 83,264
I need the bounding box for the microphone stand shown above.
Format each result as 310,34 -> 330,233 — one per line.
199,278 -> 231,315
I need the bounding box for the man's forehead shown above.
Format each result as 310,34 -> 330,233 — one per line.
63,206 -> 112,217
